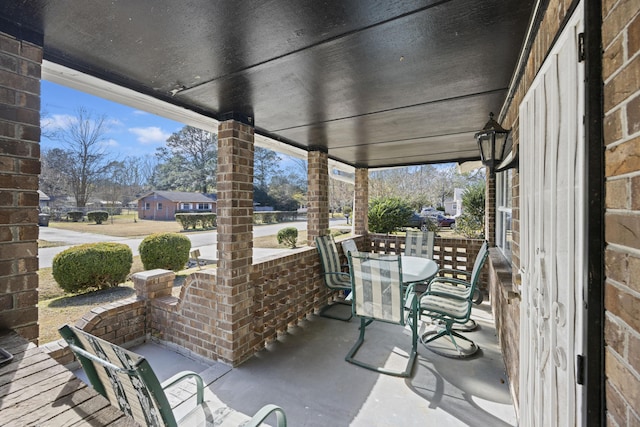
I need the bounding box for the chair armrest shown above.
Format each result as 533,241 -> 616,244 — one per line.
245,404 -> 287,427
161,371 -> 204,405
428,276 -> 472,288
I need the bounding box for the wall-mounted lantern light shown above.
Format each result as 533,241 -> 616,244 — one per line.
475,112 -> 511,174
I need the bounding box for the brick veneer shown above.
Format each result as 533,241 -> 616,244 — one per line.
307,150 -> 329,244
602,1 -> 640,424
0,31 -> 42,343
215,119 -> 255,365
353,168 -> 368,236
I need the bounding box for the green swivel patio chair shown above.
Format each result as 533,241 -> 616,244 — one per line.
59,325 -> 287,427
429,240 -> 489,305
315,235 -> 353,321
404,230 -> 435,259
419,240 -> 489,358
345,252 -> 418,377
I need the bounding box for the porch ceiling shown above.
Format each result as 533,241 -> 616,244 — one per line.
1,0 -> 534,169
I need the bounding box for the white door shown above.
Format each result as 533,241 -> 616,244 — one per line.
518,2 -> 585,426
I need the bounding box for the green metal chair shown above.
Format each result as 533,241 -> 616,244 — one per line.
404,230 -> 435,259
345,252 -> 418,377
59,325 -> 287,427
419,240 -> 489,358
315,235 -> 353,321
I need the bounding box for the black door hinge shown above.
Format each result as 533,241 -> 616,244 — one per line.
577,354 -> 585,385
578,33 -> 585,62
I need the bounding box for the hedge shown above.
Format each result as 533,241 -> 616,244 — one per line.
87,210 -> 109,224
277,227 -> 298,248
175,213 -> 217,230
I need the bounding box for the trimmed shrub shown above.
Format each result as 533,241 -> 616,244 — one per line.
52,242 -> 132,293
67,211 -> 84,222
175,213 -> 217,230
277,227 -> 298,248
368,197 -> 413,233
87,210 -> 109,224
139,232 -> 191,271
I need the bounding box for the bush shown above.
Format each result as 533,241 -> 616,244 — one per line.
458,181 -> 486,238
67,211 -> 84,222
87,210 -> 109,224
368,197 -> 413,233
277,227 -> 298,248
52,242 -> 132,293
175,213 -> 217,230
138,232 -> 191,271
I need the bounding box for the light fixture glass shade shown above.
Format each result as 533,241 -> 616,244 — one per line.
475,112 -> 510,171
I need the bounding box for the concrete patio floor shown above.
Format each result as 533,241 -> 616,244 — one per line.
75,300 -> 516,426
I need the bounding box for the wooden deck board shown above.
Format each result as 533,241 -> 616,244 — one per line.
0,331 -> 130,426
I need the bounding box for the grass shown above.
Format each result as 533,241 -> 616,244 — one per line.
49,213 -> 185,238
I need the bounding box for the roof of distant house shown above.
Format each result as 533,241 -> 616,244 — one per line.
38,190 -> 50,201
138,191 -> 217,203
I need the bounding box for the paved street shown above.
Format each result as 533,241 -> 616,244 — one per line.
38,219 -> 348,268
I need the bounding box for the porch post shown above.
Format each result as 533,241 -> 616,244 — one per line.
353,168 -> 368,236
485,167 -> 496,246
307,149 -> 329,244
0,31 -> 42,342
215,119 -> 254,365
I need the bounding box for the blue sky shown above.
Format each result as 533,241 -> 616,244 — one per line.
41,81 -> 186,158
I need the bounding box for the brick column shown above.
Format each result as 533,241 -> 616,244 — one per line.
215,119 -> 254,365
485,167 -> 496,246
0,32 -> 42,342
353,168 -> 368,236
307,149 -> 329,244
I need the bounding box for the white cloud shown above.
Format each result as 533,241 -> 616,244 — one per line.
103,138 -> 119,147
132,110 -> 149,116
40,113 -> 76,130
128,126 -> 170,144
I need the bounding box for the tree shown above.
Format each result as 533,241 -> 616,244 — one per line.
49,108 -> 118,207
40,148 -> 73,200
254,147 -> 282,189
456,181 -> 486,238
153,126 -> 217,193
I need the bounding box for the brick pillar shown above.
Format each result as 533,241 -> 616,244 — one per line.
353,168 -> 368,236
307,149 -> 329,244
0,32 -> 42,343
215,119 -> 254,365
486,167 -> 496,246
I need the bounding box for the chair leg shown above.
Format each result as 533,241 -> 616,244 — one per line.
421,321 -> 479,358
345,317 -> 417,377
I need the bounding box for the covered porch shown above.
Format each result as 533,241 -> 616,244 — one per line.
2,0 -> 629,425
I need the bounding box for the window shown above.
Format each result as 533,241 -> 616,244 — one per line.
197,203 -> 210,210
495,168 -> 512,259
157,203 -> 162,210
180,203 -> 191,210
144,202 -> 150,210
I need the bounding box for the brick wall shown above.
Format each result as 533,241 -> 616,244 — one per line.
0,31 -> 42,343
307,150 -> 329,244
602,0 -> 640,424
216,119 -> 255,365
353,168 -> 368,236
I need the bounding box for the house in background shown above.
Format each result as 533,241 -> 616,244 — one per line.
37,190 -> 50,211
137,190 -> 217,221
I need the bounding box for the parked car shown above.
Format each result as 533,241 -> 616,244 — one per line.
404,213 -> 427,229
436,214 -> 456,227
